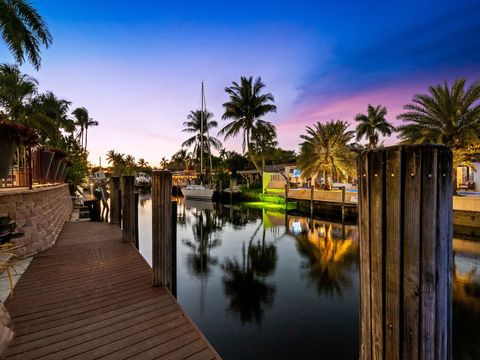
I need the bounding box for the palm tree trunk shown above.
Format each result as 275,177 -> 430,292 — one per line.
85,128 -> 88,152
246,131 -> 261,175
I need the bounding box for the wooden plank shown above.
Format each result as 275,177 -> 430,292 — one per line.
4,221 -> 221,359
385,148 -> 402,360
402,147 -> 421,360
368,151 -> 385,360
358,153 -> 372,360
435,148 -> 453,359
420,147 -> 438,360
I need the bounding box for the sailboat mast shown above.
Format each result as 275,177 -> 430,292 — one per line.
200,82 -> 204,181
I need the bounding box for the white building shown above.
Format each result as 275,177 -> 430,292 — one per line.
457,162 -> 480,192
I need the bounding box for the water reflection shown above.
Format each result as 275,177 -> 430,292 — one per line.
289,217 -> 358,296
137,196 -> 480,359
221,217 -> 277,324
453,255 -> 480,360
182,207 -> 222,278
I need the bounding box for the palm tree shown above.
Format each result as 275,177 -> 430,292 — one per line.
219,76 -> 277,173
137,158 -> 149,169
106,150 -> 125,175
397,79 -> 480,170
72,107 -> 88,148
250,121 -> 278,171
182,109 -> 222,168
355,104 -> 395,149
84,117 -> 98,152
72,107 -> 97,151
297,120 -> 356,188
0,63 -> 37,122
0,0 -> 52,70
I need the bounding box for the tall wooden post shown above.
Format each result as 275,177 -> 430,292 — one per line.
134,192 -> 139,249
171,201 -> 177,297
109,176 -> 120,224
151,170 -> 173,288
121,175 -> 135,243
340,186 -> 345,221
358,144 -> 452,360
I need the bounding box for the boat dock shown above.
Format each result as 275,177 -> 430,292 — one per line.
4,221 -> 221,360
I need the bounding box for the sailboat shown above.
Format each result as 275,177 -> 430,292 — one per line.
181,83 -> 215,200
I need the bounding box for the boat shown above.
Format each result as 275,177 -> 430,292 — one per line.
135,172 -> 151,187
182,185 -> 213,202
181,82 -> 214,201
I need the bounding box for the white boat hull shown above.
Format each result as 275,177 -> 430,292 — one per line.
181,186 -> 214,200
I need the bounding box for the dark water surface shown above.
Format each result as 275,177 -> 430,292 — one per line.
136,194 -> 480,360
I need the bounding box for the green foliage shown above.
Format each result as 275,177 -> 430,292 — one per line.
63,135 -> 89,192
219,76 -> 277,173
221,150 -> 252,177
298,120 -> 356,187
397,78 -> 480,168
0,0 -> 52,70
355,104 -> 395,149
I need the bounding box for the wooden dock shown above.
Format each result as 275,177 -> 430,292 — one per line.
4,222 -> 221,360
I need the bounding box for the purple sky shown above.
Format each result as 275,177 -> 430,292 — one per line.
2,1 -> 479,166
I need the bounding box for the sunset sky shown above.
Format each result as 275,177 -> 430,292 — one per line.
2,0 -> 480,165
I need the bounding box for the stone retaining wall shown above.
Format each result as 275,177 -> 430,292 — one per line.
0,185 -> 73,258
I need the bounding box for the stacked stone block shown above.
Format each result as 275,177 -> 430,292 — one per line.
0,185 -> 73,258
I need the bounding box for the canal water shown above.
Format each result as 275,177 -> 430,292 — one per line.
136,193 -> 480,360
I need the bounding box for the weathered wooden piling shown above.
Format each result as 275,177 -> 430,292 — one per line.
171,200 -> 177,297
109,176 -> 120,224
121,175 -> 136,243
358,144 -> 452,360
151,170 -> 173,288
134,191 -> 139,249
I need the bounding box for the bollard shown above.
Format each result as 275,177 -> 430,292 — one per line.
121,175 -> 135,243
358,144 -> 452,360
109,176 -> 120,224
151,170 -> 173,288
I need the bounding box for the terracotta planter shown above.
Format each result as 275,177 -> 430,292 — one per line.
0,138 -> 17,179
57,161 -> 67,182
40,150 -> 54,182
49,156 -> 61,183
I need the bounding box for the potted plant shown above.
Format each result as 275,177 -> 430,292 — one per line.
0,122 -> 39,179
0,122 -> 20,179
49,149 -> 67,183
39,148 -> 55,182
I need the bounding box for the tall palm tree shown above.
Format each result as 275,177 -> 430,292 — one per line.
397,79 -> 480,168
0,0 -> 52,70
355,104 -> 395,149
72,107 -> 88,148
297,120 -> 356,188
72,107 -> 97,151
182,109 -> 222,168
84,117 -> 98,152
219,76 -> 277,173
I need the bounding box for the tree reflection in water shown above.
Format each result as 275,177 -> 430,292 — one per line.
222,221 -> 277,324
182,208 -> 222,278
294,218 -> 358,297
452,260 -> 480,360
